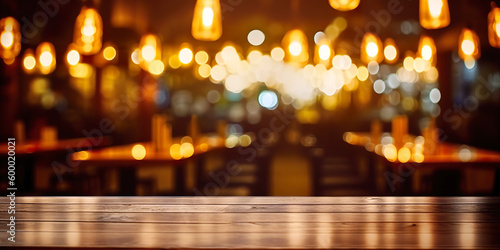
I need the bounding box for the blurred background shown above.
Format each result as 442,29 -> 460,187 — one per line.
1,0 -> 500,196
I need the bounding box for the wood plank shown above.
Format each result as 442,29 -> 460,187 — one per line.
1,232 -> 500,249
3,203 -> 500,213
9,221 -> 500,234
6,212 -> 500,223
4,196 -> 500,205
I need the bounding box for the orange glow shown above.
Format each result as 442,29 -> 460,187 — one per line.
458,28 -> 481,61
383,38 -> 398,64
180,143 -> 194,158
398,147 -> 411,163
192,0 -> 222,41
417,35 -> 436,65
488,3 -> 500,48
170,143 -> 182,160
329,0 -> 360,11
22,49 -> 36,74
0,17 -> 21,61
73,7 -> 103,55
360,32 -> 383,64
419,0 -> 450,29
282,29 -> 309,67
36,42 -> 56,75
138,34 -> 162,71
131,144 -> 147,160
103,44 -> 117,61
314,37 -> 333,66
383,144 -> 398,162
75,151 -> 89,160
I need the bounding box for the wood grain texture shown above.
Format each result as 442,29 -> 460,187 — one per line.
1,196 -> 500,249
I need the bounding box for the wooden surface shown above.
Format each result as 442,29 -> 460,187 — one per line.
344,132 -> 500,166
1,196 -> 500,249
71,135 -> 224,166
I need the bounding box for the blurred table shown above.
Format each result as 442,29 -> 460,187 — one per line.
1,196 -> 500,249
0,137 -> 110,193
0,137 -> 110,155
71,135 -> 225,195
344,132 -> 500,194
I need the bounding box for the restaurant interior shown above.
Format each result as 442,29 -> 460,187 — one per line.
1,0 -> 500,249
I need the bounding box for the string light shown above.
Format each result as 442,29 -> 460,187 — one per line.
192,0 -> 222,41
419,0 -> 450,29
73,7 -> 103,55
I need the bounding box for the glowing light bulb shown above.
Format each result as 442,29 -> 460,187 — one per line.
366,42 -> 378,57
361,32 -> 383,64
319,45 -> 331,60
36,42 -> 56,75
202,7 -> 214,27
73,7 -> 102,55
461,40 -> 475,56
428,0 -> 443,18
329,0 -> 360,11
132,144 -> 146,160
138,34 -> 162,71
179,47 -> 194,64
458,28 -> 481,61
67,50 -> 80,66
417,35 -> 436,64
420,0 -> 450,29
383,38 -> 398,64
22,49 -> 36,74
314,37 -> 333,66
0,31 -> 13,48
289,41 -> 302,56
192,0 -> 222,41
0,17 -> 21,61
282,29 -> 309,66
103,45 -> 117,61
141,45 -> 156,62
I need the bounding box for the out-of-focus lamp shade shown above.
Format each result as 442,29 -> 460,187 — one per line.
329,0 -> 360,11
192,0 -> 222,41
419,0 -> 450,29
383,38 -> 398,64
417,35 -> 437,65
282,29 -> 309,67
458,28 -> 481,61
360,32 -> 383,64
314,37 -> 333,66
36,42 -> 56,75
488,2 -> 500,48
22,49 -> 36,74
73,7 -> 103,55
138,34 -> 162,71
0,17 -> 21,63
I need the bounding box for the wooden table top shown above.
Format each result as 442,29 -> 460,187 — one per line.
71,135 -> 225,166
1,196 -> 500,249
344,132 -> 500,166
